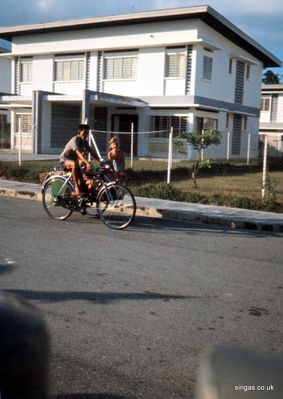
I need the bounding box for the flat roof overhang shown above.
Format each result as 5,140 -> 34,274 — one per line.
259,122 -> 283,130
0,6 -> 280,68
261,84 -> 283,94
0,91 -> 148,108
43,91 -> 148,108
0,94 -> 32,108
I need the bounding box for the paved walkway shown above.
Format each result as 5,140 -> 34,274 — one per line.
1,179 -> 283,233
0,149 -> 59,162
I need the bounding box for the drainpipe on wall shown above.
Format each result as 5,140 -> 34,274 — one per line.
32,90 -> 37,154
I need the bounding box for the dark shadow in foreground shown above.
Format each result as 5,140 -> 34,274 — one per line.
52,394 -> 128,399
3,288 -> 198,305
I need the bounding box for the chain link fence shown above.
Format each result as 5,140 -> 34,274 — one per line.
89,129 -> 283,210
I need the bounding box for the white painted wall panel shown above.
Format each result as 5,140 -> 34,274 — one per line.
88,51 -> 98,91
32,55 -> 53,91
164,78 -> 185,95
260,110 -> 271,123
0,56 -> 11,93
277,95 -> 283,122
194,21 -> 262,108
53,82 -> 85,95
137,48 -> 165,96
19,82 -> 32,95
11,20 -> 199,55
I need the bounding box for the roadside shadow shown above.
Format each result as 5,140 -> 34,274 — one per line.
3,289 -> 198,305
130,216 -> 283,238
44,211 -> 283,238
52,394 -> 128,399
0,263 -> 17,275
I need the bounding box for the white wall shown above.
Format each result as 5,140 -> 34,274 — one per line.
10,17 -> 264,107
0,55 -> 11,93
11,19 -> 199,55
260,109 -> 270,123
277,95 -> 283,123
88,51 -> 98,91
194,21 -> 262,108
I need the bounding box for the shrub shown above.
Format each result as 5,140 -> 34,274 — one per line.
132,182 -> 187,202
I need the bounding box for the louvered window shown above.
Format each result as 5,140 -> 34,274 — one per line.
15,114 -> 32,133
104,53 -> 138,80
20,59 -> 32,82
165,49 -> 185,78
151,115 -> 187,137
260,97 -> 271,111
203,56 -> 213,81
54,55 -> 84,81
196,117 -> 218,133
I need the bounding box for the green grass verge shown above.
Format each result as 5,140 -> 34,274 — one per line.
0,159 -> 282,212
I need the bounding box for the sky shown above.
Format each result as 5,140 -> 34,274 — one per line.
0,0 -> 282,79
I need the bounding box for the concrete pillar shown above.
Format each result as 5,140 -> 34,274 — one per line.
82,89 -> 91,125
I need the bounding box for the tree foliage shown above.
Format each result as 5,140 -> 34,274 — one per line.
175,129 -> 222,188
262,69 -> 281,84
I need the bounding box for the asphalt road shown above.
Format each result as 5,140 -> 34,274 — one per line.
0,196 -> 282,399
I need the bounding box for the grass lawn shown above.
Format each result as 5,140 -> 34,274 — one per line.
126,159 -> 283,204
172,171 -> 283,202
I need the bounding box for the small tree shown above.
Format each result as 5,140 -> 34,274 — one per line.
175,129 -> 221,188
262,69 -> 281,84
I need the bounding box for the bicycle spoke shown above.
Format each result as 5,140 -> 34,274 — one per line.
97,185 -> 136,229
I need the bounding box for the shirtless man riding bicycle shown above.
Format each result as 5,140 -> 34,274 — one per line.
60,124 -> 98,196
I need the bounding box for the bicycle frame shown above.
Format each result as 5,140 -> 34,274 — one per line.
41,163 -> 136,229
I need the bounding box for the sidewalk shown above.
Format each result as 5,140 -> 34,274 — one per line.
1,179 -> 283,232
0,149 -> 59,162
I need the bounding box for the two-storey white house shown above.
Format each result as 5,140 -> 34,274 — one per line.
0,5 -> 280,157
259,84 -> 283,156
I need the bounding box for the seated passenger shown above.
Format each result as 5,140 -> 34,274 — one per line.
107,136 -> 126,181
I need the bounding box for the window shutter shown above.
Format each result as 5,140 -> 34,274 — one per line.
104,54 -> 137,80
166,52 -> 185,77
55,57 -> 84,81
203,56 -> 213,80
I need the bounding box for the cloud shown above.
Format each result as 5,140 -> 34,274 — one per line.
36,0 -> 56,12
216,0 -> 283,15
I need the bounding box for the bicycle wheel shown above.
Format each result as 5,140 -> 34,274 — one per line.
96,184 -> 136,229
42,176 -> 73,220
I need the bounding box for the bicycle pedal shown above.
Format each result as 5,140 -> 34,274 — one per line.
80,208 -> 87,215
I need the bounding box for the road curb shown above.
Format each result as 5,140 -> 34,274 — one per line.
0,188 -> 41,201
135,204 -> 283,233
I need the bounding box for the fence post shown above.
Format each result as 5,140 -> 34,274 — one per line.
89,130 -> 103,161
261,134 -> 268,200
201,129 -> 204,161
1,121 -> 3,149
18,118 -> 22,166
130,122 -> 134,168
226,131 -> 230,161
167,127 -> 173,184
247,133 -> 251,165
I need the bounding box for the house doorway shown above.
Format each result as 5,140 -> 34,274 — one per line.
111,114 -> 138,155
